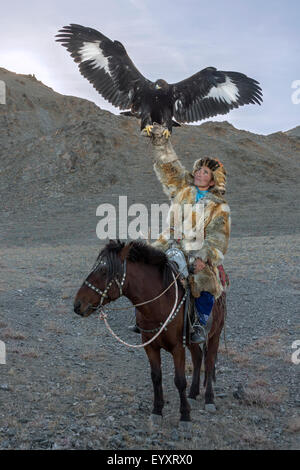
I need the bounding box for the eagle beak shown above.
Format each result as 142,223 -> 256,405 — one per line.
155,84 -> 161,90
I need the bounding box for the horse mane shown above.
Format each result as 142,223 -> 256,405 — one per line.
128,240 -> 179,288
97,239 -> 179,289
95,239 -> 125,282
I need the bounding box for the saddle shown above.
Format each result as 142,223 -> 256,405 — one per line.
166,247 -> 229,288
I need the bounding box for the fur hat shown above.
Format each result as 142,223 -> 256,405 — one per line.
192,157 -> 226,195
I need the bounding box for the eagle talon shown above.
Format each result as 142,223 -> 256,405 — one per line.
142,125 -> 154,137
162,129 -> 171,139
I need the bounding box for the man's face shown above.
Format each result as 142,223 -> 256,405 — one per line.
193,166 -> 215,190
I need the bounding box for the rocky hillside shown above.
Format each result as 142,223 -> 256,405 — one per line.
0,67 -> 300,237
285,126 -> 300,138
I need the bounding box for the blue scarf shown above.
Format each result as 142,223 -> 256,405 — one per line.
195,188 -> 208,202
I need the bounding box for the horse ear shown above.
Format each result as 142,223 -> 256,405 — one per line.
120,242 -> 132,261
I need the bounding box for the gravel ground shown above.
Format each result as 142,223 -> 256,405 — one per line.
0,201 -> 299,450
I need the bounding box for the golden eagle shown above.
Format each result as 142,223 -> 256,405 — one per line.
56,24 -> 263,137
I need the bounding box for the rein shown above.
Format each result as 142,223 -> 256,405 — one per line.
103,270 -> 181,311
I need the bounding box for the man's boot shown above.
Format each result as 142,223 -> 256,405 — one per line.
190,322 -> 208,344
190,291 -> 214,344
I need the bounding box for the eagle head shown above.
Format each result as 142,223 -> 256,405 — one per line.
154,79 -> 169,91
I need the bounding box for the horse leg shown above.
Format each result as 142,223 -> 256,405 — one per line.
172,346 -> 191,422
203,333 -> 220,412
203,293 -> 226,411
144,346 -> 164,417
187,343 -> 203,399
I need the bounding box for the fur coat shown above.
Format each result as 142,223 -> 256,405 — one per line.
150,129 -> 231,299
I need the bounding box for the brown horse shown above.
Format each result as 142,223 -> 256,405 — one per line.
74,239 -> 226,423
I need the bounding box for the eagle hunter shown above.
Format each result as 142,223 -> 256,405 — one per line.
56,24 -> 263,138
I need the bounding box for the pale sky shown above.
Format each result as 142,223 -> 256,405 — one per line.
1,0 -> 299,134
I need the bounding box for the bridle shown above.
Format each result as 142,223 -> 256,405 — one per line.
83,255 -> 182,313
81,256 -> 186,349
84,259 -> 127,311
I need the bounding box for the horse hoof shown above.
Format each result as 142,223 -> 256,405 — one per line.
149,414 -> 163,428
205,403 -> 216,413
178,420 -> 192,431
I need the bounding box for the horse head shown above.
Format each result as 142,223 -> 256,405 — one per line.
74,240 -> 130,317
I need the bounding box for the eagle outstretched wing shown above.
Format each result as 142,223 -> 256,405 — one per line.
171,67 -> 263,122
55,24 -> 151,110
56,24 -> 263,132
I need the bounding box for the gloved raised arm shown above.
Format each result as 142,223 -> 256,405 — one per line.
150,124 -> 191,200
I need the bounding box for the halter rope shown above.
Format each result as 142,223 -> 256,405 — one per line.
99,271 -> 180,349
